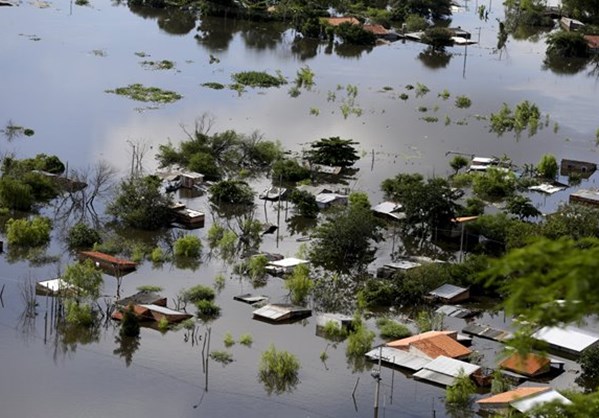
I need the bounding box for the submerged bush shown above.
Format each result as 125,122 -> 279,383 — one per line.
210,350 -> 234,365
376,318 -> 412,340
105,83 -> 182,103
173,235 -> 202,258
259,345 -> 301,395
231,71 -> 287,88
6,216 -> 52,247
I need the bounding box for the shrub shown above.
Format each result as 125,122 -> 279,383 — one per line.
239,333 -> 253,346
247,254 -> 269,280
376,318 -> 412,340
210,350 -> 234,365
67,223 -> 101,250
231,71 -> 287,88
346,317 -> 375,357
181,285 -> 215,303
136,285 -> 163,292
150,247 -> 167,263
195,299 -> 221,318
0,177 -> 34,211
259,345 -> 300,394
536,154 -> 558,179
450,155 -> 469,174
224,332 -> 235,347
284,264 -> 313,305
446,370 -> 476,405
65,300 -> 94,326
209,180 -> 255,205
455,95 -> 472,109
322,320 -> 348,341
173,235 -> 202,258
334,22 -> 376,45
271,159 -> 311,182
157,317 -> 169,332
289,189 -> 319,218
6,216 -> 52,247
577,345 -> 599,391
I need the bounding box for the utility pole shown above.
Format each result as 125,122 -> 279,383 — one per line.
373,346 -> 382,418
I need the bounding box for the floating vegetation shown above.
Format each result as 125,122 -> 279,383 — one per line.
19,33 -> 41,41
455,95 -> 472,109
438,89 -> 450,100
134,51 -> 148,57
1,121 -> 34,140
295,66 -> 315,90
456,119 -> 469,126
106,84 -> 182,103
405,84 -> 414,90
288,86 -> 300,97
399,93 -> 409,101
259,345 -> 300,395
327,91 -> 336,102
489,100 -> 541,137
140,60 -> 175,70
418,106 -> 428,112
75,0 -> 89,6
136,285 -> 163,292
202,82 -> 225,90
382,86 -> 393,91
224,332 -> 235,347
210,350 -> 234,366
415,83 -> 430,97
310,107 -> 320,116
229,83 -> 246,95
445,115 -> 451,126
376,318 -> 412,340
239,333 -> 253,346
553,122 -> 559,134
421,116 -> 439,123
231,71 -> 287,88
91,49 -> 106,57
339,84 -> 362,119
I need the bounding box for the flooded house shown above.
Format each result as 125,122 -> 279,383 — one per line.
265,257 -> 309,275
112,291 -> 192,324
427,284 -> 470,304
386,330 -> 472,361
412,355 -> 482,387
78,251 -> 137,275
560,159 -> 597,177
569,189 -> 599,207
179,172 -> 204,189
532,325 -> 599,356
499,352 -> 551,378
477,386 -> 571,415
372,201 -> 406,221
253,303 -> 312,323
36,278 -> 79,297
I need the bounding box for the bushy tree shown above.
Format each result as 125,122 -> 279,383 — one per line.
506,195 -> 541,220
259,345 -> 300,395
449,155 -> 469,174
6,216 -> 52,247
421,27 -> 454,50
536,153 -> 559,179
108,175 -> 173,230
546,31 -> 589,58
209,180 -> 254,205
272,159 -> 311,182
173,234 -> 202,258
0,177 -> 34,211
309,204 -> 382,274
67,222 -> 102,250
446,370 -> 476,405
472,168 -> 516,200
306,136 -> 360,168
289,189 -> 318,218
62,259 -> 103,301
284,264 -> 313,304
334,22 -> 376,45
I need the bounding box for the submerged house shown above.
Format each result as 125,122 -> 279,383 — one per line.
532,325 -> 599,356
412,355 -> 482,387
499,352 -> 551,378
560,16 -> 585,31
569,189 -> 599,207
36,278 -> 79,297
112,291 -> 192,324
386,330 -> 472,361
372,201 -> 406,221
560,159 -> 597,177
427,284 -> 470,304
253,303 -> 311,323
79,251 -> 137,275
477,386 -> 571,415
265,257 -> 309,275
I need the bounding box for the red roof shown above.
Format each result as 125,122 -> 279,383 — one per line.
387,331 -> 471,359
584,35 -> 599,49
363,24 -> 388,36
500,353 -> 550,377
79,251 -> 137,269
324,17 -> 360,27
477,387 -> 550,405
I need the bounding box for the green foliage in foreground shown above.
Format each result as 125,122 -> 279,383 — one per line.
106,83 -> 182,103
259,345 -> 300,395
231,71 -> 287,88
446,370 -> 476,405
6,216 -> 52,247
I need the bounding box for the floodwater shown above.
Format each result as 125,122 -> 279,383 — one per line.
0,0 -> 598,417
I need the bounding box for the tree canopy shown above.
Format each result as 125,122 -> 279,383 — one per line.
305,136 -> 360,168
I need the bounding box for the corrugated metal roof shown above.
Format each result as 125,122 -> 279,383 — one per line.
533,325 -> 599,354
37,278 -> 74,293
253,304 -> 311,321
268,257 -> 309,268
412,369 -> 456,386
139,304 -> 188,316
418,355 -> 480,377
366,347 -> 431,371
429,284 -> 468,300
511,389 -> 571,413
372,201 -> 403,215
570,189 -> 599,202
436,305 -> 472,318
477,387 -> 550,405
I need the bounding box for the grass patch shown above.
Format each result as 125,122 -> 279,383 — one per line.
106,83 -> 182,103
438,89 -> 450,100
231,71 -> 287,88
224,332 -> 235,348
202,82 -> 225,90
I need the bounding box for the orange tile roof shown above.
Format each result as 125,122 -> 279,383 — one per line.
477,387 -> 550,405
387,331 -> 453,348
325,17 -> 360,27
500,353 -> 550,376
363,24 -> 388,35
386,331 -> 471,359
585,35 -> 599,49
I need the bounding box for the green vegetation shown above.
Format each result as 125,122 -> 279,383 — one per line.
180,285 -> 215,304
67,223 -> 102,250
455,95 -> 472,109
140,60 -> 175,70
289,189 -> 319,218
284,264 -> 313,304
224,332 -> 235,347
6,216 -> 52,247
1,121 -> 36,139
231,71 -> 286,88
415,82 -> 430,97
195,299 -> 221,318
209,180 -> 254,205
536,153 -> 558,179
239,333 -> 253,346
201,82 -> 225,90
333,22 -> 376,45
577,345 -> 599,391
213,273 -> 226,292
150,247 -> 167,263
415,310 -> 444,333
472,168 -> 517,201
108,175 -> 173,230
438,89 -> 450,100
376,318 -> 412,340
421,27 -> 454,50
489,101 -> 541,136
272,158 -> 311,182
294,66 -> 315,90
322,320 -> 348,341
210,350 -> 234,365
449,155 -> 469,174
105,83 -> 182,103
259,345 -> 300,395
346,317 -> 375,357
421,116 -> 438,123
546,31 -> 589,58
65,300 -> 94,326
405,14 -> 429,31
157,317 -> 170,332
173,235 -> 202,258
136,285 -> 163,292
120,306 -> 141,337
446,370 -> 476,405
62,260 -> 103,300
306,136 -> 360,168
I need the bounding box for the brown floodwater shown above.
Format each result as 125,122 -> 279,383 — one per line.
1,0 -> 598,416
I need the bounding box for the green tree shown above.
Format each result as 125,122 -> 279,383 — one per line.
505,195 -> 541,220
6,216 -> 52,247
284,264 -> 314,304
0,177 -> 34,211
62,259 -> 103,301
541,203 -> 599,240
546,31 -> 589,58
446,370 -> 476,405
259,345 -> 301,395
209,180 -> 254,205
348,191 -> 370,210
173,234 -> 202,258
334,22 -> 376,45
120,306 -> 141,337
108,175 -> 173,230
536,153 -> 559,179
309,204 -> 382,274
306,136 -> 360,168
271,159 -> 311,182
472,168 -> 517,200
67,223 -> 102,250
577,345 -> 599,391
421,27 -> 454,50
289,189 -> 319,218
449,155 -> 469,174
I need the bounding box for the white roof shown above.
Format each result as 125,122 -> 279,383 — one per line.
139,304 -> 187,316
268,257 -> 309,268
413,356 -> 480,384
511,389 -> 571,413
472,157 -> 497,165
37,278 -> 75,292
366,347 -> 431,371
533,325 -> 599,353
180,208 -> 204,217
529,183 -> 565,194
384,260 -> 422,270
373,201 -> 402,214
316,313 -> 353,327
253,304 -> 310,321
571,189 -> 599,202
429,284 -> 468,300
181,172 -> 204,179
451,36 -> 477,45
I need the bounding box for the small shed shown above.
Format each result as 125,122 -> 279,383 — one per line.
79,251 -> 137,275
233,294 -> 269,305
560,159 -> 597,177
560,16 -> 585,31
116,291 -> 167,308
265,257 -> 309,275
316,313 -> 353,330
435,305 -> 475,319
412,355 -> 481,387
372,201 -> 406,221
180,172 -> 204,189
253,303 -> 312,323
172,207 -> 205,228
315,193 -> 348,209
36,278 -> 79,296
499,352 -> 551,377
428,284 -> 470,303
528,183 -> 566,195
376,260 -> 422,278
569,189 -> 599,206
532,325 -> 599,356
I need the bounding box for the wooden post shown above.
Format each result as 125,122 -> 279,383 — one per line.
373,346 -> 382,418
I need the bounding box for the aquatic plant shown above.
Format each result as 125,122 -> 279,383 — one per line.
105,84 -> 182,103
259,345 -> 300,395
415,82 -> 430,97
136,285 -> 163,292
346,317 -> 375,357
284,264 -> 313,305
446,370 -> 476,405
210,350 -> 234,365
173,235 -> 202,258
157,317 -> 169,332
213,273 -> 226,292
295,66 -> 315,90
67,222 -> 101,250
202,82 -> 225,90
6,216 -> 52,247
231,71 -> 287,88
181,285 -> 215,303
309,107 -> 320,116
399,93 -> 409,100
455,95 -> 472,109
140,60 -> 175,70
195,299 -> 221,318
421,116 -> 438,123
224,332 -> 235,347
239,333 -> 253,346
150,247 -> 167,263
322,320 -> 347,341
438,89 -> 450,100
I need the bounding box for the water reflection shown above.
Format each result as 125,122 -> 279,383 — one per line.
418,46 -> 452,69
53,319 -> 102,362
114,334 -> 141,367
195,17 -> 287,52
129,5 -> 196,35
543,54 -> 591,75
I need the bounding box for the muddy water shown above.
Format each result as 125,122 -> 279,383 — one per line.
0,1 -> 598,417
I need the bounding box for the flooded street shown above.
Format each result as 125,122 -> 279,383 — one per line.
1,0 -> 599,416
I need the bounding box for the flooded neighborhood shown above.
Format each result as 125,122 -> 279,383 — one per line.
1,0 -> 599,416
